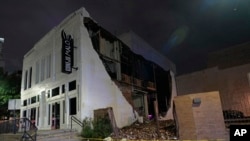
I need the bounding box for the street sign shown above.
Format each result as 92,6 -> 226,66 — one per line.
8,99 -> 21,110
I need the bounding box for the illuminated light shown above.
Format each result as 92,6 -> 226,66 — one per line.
162,25 -> 189,53
148,114 -> 153,120
0,38 -> 4,43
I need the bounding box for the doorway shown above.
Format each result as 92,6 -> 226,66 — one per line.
51,102 -> 60,129
30,108 -> 36,125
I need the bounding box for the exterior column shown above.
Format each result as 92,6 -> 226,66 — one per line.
65,83 -> 70,128
39,91 -> 46,129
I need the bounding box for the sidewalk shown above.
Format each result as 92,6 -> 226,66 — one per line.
37,129 -> 82,141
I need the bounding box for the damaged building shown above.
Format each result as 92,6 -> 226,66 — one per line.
20,7 -> 177,132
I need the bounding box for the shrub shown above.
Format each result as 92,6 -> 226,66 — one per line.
81,118 -> 94,138
81,116 -> 112,139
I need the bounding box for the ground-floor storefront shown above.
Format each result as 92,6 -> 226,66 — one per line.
21,90 -> 78,130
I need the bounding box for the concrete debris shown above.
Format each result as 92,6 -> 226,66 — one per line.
110,119 -> 176,140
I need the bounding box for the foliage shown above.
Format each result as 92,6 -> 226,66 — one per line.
0,69 -> 22,118
81,116 -> 113,139
81,117 -> 94,138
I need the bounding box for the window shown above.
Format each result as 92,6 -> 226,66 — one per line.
28,67 -> 32,88
46,54 -> 51,79
35,61 -> 40,84
31,108 -> 36,120
48,104 -> 50,125
63,100 -> 65,124
69,80 -> 76,91
69,97 -> 77,115
23,110 -> 27,118
31,96 -> 36,104
37,95 -> 40,102
52,87 -> 60,97
41,58 -> 45,81
23,100 -> 27,106
24,70 -> 28,90
37,107 -> 39,126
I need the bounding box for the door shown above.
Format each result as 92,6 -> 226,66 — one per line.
51,102 -> 60,129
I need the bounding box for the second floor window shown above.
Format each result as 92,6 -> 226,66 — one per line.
69,80 -> 76,91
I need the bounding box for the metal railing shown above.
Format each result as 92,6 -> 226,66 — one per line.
20,118 -> 37,141
0,118 -> 37,141
0,118 -> 20,134
71,115 -> 83,130
223,110 -> 250,128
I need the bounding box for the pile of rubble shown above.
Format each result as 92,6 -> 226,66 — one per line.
111,119 -> 177,140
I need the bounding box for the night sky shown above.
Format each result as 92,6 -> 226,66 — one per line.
1,0 -> 250,75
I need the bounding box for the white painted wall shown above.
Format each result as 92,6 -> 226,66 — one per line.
21,7 -> 136,130
78,19 -> 136,127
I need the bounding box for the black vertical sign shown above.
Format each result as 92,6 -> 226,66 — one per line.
61,30 -> 74,74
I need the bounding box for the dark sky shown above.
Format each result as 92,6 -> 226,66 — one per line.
1,0 -> 250,75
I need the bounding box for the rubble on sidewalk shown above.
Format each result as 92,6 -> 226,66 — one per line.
110,118 -> 177,140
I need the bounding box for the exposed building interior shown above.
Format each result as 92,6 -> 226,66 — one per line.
84,17 -> 172,118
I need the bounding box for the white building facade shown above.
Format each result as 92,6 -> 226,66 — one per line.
20,8 -> 177,131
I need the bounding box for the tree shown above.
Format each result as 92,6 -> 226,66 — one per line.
0,69 -> 21,119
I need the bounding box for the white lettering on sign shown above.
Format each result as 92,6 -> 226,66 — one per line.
234,129 -> 247,136
61,30 -> 74,74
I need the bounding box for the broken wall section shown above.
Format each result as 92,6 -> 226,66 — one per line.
84,17 -> 173,119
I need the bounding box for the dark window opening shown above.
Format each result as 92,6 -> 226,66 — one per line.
23,110 -> 27,118
63,100 -> 65,124
24,70 -> 28,90
52,87 -> 60,97
23,100 -> 27,106
37,107 -> 39,126
31,108 -> 36,121
28,67 -> 32,88
69,97 -> 77,115
31,96 -> 36,104
69,80 -> 76,91
48,104 -> 50,125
